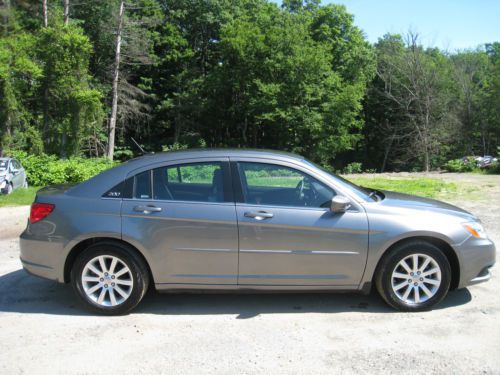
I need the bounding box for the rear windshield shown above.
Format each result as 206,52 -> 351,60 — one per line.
0,160 -> 7,170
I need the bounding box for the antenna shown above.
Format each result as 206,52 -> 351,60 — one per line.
131,137 -> 154,155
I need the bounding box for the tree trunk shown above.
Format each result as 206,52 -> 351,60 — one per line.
381,132 -> 395,173
107,1 -> 125,160
61,132 -> 67,158
63,0 -> 69,25
2,0 -> 10,32
42,0 -> 49,145
42,0 -> 48,27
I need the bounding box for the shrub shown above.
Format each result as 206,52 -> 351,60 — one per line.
10,151 -> 117,186
443,158 -> 477,173
342,162 -> 363,174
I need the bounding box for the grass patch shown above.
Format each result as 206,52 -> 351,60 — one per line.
0,186 -> 39,207
344,176 -> 458,199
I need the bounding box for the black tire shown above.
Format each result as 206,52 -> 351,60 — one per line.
71,242 -> 150,315
375,241 -> 451,312
4,183 -> 13,194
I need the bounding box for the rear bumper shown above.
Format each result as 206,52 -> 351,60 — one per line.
19,230 -> 65,283
20,258 -> 58,281
456,237 -> 496,289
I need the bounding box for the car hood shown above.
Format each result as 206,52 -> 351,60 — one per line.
376,190 -> 476,220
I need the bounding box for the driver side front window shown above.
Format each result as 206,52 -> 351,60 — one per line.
238,162 -> 335,208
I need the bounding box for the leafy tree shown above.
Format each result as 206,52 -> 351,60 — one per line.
364,32 -> 459,171
36,18 -> 103,157
0,6 -> 42,156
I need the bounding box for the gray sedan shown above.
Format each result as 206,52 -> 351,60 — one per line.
20,149 -> 495,314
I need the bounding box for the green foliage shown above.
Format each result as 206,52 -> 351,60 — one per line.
0,24 -> 42,155
36,22 -> 104,156
443,159 -> 478,172
1,0 -> 499,172
342,162 -> 363,174
346,176 -> 457,199
11,151 -> 117,187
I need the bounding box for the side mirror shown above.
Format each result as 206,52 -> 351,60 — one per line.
330,195 -> 351,213
11,169 -> 19,175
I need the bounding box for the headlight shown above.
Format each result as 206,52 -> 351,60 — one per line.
462,221 -> 488,239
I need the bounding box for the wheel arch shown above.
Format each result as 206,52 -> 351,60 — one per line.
63,237 -> 154,285
374,236 -> 460,290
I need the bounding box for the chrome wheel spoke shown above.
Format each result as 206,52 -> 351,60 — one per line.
114,285 -> 128,298
421,283 -> 434,298
116,279 -> 132,286
393,281 -> 408,291
423,278 -> 440,286
82,276 -> 100,282
412,254 -> 419,272
87,263 -> 101,276
393,272 -> 408,279
400,260 -> 412,273
109,258 -> 118,274
109,289 -> 118,306
97,288 -> 107,304
419,257 -> 432,272
414,286 -> 421,303
98,256 -> 107,273
422,268 -> 439,277
402,285 -> 413,300
115,268 -> 129,278
86,283 -> 102,294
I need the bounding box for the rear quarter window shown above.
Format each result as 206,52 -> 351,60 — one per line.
102,177 -> 133,199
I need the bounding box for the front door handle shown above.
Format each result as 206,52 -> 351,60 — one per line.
244,211 -> 274,220
134,205 -> 162,214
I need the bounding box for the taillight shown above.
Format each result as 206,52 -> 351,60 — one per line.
30,203 -> 55,223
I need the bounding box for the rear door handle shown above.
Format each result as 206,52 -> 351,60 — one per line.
244,211 -> 274,220
134,205 -> 162,214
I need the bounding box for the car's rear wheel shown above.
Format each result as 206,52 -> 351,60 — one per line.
375,241 -> 451,312
71,243 -> 149,315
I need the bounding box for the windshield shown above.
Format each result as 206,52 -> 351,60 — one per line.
302,159 -> 376,201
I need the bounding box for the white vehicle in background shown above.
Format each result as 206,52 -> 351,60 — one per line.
0,158 -> 28,194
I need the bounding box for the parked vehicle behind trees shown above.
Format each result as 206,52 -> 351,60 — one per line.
0,158 -> 28,194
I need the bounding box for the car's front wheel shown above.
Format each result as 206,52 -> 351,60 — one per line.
71,243 -> 150,315
375,241 -> 451,312
3,183 -> 13,194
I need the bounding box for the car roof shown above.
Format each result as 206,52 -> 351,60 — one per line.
129,148 -> 304,164
69,148 -> 306,198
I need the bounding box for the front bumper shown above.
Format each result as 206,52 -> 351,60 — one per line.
455,237 -> 496,289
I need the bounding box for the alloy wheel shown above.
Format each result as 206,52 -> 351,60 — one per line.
391,253 -> 442,304
81,255 -> 134,307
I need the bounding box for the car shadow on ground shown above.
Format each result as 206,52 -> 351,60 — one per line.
0,270 -> 472,318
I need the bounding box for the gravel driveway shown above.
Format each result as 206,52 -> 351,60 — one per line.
0,173 -> 499,374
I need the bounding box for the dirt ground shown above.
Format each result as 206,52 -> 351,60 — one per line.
0,173 -> 499,374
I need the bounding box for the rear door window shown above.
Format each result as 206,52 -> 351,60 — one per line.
134,171 -> 152,199
153,162 -> 225,203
